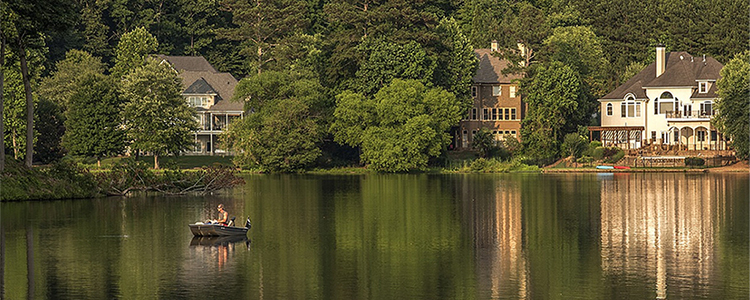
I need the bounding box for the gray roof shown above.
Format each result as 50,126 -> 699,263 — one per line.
159,55 -> 244,112
602,51 -> 723,100
184,77 -> 218,95
473,49 -> 524,84
156,55 -> 217,73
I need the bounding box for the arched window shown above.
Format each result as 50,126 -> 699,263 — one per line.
657,92 -> 676,114
620,95 -> 640,118
606,103 -> 613,116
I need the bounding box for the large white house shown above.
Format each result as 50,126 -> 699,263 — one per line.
592,45 -> 727,151
157,55 -> 244,155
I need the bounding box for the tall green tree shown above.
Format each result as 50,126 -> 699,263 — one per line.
63,74 -> 125,166
331,79 -> 462,172
5,0 -> 77,167
121,59 -> 197,169
520,61 -> 590,160
111,27 -> 158,79
543,25 -> 609,98
714,51 -> 749,160
217,0 -> 308,74
38,49 -> 106,111
434,17 -> 478,104
354,39 -> 435,96
224,69 -> 326,172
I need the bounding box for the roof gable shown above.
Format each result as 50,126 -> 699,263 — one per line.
184,77 -> 217,95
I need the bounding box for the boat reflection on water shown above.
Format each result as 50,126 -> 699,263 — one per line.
190,235 -> 251,248
189,235 -> 251,271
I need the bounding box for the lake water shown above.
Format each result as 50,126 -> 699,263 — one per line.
1,173 -> 748,299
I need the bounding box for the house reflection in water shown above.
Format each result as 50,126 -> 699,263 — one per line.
600,174 -> 728,299
460,177 -> 528,299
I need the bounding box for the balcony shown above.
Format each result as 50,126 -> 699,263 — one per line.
665,110 -> 714,120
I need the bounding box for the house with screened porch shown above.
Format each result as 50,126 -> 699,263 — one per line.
157,55 -> 244,155
590,44 -> 728,152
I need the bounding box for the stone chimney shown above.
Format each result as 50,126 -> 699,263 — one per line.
491,40 -> 498,52
656,43 -> 666,77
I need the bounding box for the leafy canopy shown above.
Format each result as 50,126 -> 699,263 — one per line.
331,79 -> 462,172
714,51 -> 749,159
121,59 -> 197,168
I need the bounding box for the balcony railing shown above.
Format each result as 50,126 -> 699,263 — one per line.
665,110 -> 715,119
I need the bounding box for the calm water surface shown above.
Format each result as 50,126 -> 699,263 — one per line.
1,173 -> 748,299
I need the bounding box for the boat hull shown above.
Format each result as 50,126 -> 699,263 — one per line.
189,224 -> 248,236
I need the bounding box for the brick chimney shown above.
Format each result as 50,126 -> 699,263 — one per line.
656,43 -> 666,77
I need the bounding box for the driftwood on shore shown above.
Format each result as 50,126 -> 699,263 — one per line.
96,160 -> 245,196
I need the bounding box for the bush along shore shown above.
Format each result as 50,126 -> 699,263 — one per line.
1,158 -> 245,201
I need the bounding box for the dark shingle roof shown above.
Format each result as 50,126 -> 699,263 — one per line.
602,51 -> 723,100
157,55 -> 217,73
473,49 -> 524,84
184,77 -> 217,95
158,55 -> 243,112
179,71 -> 243,112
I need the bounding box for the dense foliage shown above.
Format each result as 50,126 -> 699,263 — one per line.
714,51 -> 750,160
1,0 -> 747,175
121,59 -> 198,169
332,79 -> 463,172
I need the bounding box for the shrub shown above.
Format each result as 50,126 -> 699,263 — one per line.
561,133 -> 588,158
604,148 -> 625,163
591,147 -> 605,159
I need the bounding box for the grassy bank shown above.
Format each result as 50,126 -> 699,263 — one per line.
1,159 -> 101,201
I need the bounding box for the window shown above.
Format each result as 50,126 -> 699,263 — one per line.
657,92 -> 675,114
697,131 -> 706,142
651,131 -> 656,142
621,101 -> 640,118
700,101 -> 713,116
504,108 -> 510,120
511,108 -> 517,120
674,131 -> 679,142
510,86 -> 516,98
471,108 -> 477,120
606,103 -> 613,116
699,82 -> 707,93
511,130 -> 516,137
471,86 -> 477,98
492,108 -> 497,120
711,130 -> 717,141
492,86 -> 501,96
483,108 -> 489,120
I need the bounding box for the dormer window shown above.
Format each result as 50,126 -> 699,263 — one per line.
699,82 -> 708,93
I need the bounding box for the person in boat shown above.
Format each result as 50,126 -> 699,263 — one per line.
212,204 -> 229,225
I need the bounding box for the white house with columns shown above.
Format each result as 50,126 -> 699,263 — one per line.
591,44 -> 726,151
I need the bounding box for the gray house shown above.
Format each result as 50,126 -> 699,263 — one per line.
157,55 -> 244,155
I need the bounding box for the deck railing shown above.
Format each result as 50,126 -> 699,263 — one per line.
665,110 -> 715,119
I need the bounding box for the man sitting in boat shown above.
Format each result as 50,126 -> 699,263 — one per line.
212,204 -> 229,225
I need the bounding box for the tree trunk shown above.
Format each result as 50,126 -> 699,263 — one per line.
154,153 -> 159,169
12,130 -> 18,159
0,31 -> 5,173
18,38 -> 34,168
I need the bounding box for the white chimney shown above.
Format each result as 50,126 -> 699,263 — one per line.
656,44 -> 666,77
491,40 -> 498,52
